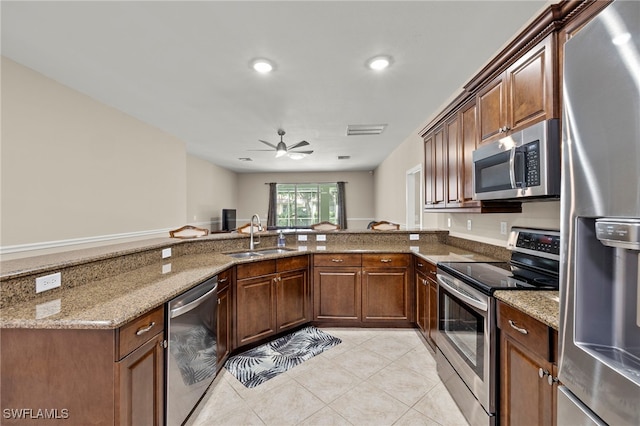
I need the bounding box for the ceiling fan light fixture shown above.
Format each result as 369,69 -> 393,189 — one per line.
275,141 -> 287,157
251,58 -> 275,73
288,152 -> 306,160
367,55 -> 392,71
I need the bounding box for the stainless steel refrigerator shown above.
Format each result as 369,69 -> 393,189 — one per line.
559,0 -> 640,424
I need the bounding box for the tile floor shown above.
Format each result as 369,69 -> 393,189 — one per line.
187,328 -> 469,426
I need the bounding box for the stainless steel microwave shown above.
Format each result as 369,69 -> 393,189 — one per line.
472,119 -> 560,201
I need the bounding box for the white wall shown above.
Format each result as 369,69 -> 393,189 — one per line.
186,155 -> 238,231
0,58 -> 240,257
237,171 -> 375,229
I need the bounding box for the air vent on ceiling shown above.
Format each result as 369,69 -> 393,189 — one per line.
238,157 -> 253,162
338,156 -> 351,160
346,124 -> 387,136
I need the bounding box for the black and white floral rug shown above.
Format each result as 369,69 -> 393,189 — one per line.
224,326 -> 341,388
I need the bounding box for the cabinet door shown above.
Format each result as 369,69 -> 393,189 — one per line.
477,74 -> 506,144
276,268 -> 309,332
362,267 -> 410,322
415,270 -> 429,337
217,284 -> 231,364
460,100 -> 479,205
236,274 -> 277,346
313,267 -> 361,322
423,132 -> 435,207
500,333 -> 554,426
507,35 -> 555,132
433,126 -> 446,205
445,115 -> 461,207
118,332 -> 165,426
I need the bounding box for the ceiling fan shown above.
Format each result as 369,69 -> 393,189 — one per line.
252,129 -> 313,159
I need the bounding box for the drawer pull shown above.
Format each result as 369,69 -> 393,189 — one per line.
508,320 -> 528,335
380,258 -> 392,263
538,368 -> 548,379
135,321 -> 156,336
331,259 -> 344,263
219,277 -> 228,283
430,270 -> 437,276
417,263 -> 424,267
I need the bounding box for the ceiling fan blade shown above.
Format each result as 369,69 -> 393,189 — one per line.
247,149 -> 275,152
258,139 -> 278,150
291,150 -> 313,155
287,141 -> 310,150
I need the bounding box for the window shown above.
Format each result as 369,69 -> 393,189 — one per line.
276,183 -> 338,228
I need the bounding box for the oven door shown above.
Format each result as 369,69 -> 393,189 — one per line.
436,271 -> 494,414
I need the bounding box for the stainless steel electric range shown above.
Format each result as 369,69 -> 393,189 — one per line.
435,227 -> 560,426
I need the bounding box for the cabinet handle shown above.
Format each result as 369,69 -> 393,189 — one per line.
430,270 -> 437,276
380,259 -> 392,263
538,368 -> 548,379
417,263 -> 424,267
548,375 -> 559,386
218,298 -> 221,305
422,278 -> 428,285
135,321 -> 156,336
159,339 -> 168,349
219,277 -> 228,283
331,258 -> 344,263
508,319 -> 528,335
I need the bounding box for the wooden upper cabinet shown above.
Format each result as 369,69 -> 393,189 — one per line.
445,114 -> 461,207
478,34 -> 557,145
477,76 -> 506,143
423,132 -> 435,207
433,126 -> 446,206
460,100 -> 478,205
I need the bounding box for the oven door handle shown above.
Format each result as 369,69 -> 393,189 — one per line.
437,274 -> 488,312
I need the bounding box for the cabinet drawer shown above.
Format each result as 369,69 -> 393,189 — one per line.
498,301 -> 550,360
414,256 -> 436,275
362,253 -> 410,268
277,255 -> 308,272
117,305 -> 164,360
218,268 -> 232,290
237,260 -> 276,280
314,253 -> 362,267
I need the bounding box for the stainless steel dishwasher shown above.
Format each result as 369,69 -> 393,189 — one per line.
166,275 -> 218,426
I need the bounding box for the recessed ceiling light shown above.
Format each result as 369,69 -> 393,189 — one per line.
251,58 -> 275,73
367,55 -> 392,71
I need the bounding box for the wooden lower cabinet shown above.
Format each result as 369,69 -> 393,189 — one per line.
498,300 -> 558,426
217,268 -> 233,364
0,306 -> 165,426
118,332 -> 165,426
235,256 -> 310,347
414,257 -> 438,349
313,253 -> 412,326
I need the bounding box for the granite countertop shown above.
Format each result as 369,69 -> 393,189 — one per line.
0,241 -> 497,330
494,290 -> 560,330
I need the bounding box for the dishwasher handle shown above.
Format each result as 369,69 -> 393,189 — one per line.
170,282 -> 218,318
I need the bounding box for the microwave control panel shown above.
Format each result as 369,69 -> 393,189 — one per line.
524,141 -> 540,187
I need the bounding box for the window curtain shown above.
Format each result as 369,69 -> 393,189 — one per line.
267,182 -> 277,228
337,181 -> 347,229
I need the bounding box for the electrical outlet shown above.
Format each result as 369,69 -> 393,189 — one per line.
162,263 -> 172,274
316,234 -> 326,241
409,234 -> 419,241
447,218 -> 452,228
162,248 -> 172,259
35,272 -> 61,293
500,222 -> 508,235
467,219 -> 472,231
298,234 -> 308,241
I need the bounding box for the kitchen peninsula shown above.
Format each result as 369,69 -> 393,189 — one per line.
0,230 -> 559,425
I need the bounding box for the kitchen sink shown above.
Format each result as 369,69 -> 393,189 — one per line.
225,247 -> 295,258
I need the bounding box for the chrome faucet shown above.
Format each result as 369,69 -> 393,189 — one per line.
249,214 -> 263,250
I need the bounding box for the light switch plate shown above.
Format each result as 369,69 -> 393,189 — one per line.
500,222 -> 508,235
162,248 -> 172,259
409,234 -> 419,241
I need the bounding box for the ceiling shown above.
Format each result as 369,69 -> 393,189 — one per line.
1,1 -> 552,173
